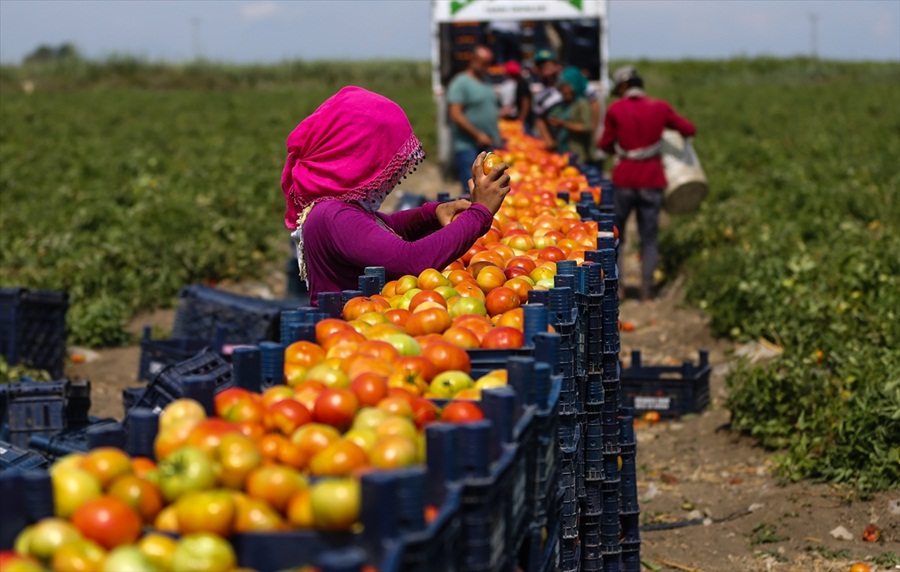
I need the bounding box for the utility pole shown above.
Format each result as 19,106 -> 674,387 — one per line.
809,12 -> 819,59
191,17 -> 202,61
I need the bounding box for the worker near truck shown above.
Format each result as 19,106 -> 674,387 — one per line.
598,66 -> 696,302
447,45 -> 502,195
543,66 -> 597,166
281,86 -> 510,306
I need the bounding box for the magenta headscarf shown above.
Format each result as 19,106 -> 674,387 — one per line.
281,86 -> 425,229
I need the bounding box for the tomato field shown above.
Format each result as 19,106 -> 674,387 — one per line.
1,54 -> 898,504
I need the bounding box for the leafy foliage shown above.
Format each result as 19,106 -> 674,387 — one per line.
645,58 -> 900,494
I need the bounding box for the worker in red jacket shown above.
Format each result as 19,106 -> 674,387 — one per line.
598,66 -> 696,301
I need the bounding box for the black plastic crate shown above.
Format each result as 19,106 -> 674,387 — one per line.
0,439 -> 49,471
0,288 -> 69,379
621,350 -> 711,419
27,417 -> 123,460
0,379 -> 91,448
129,349 -> 233,415
171,284 -> 298,346
138,325 -> 217,382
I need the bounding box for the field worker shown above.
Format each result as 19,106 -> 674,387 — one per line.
281,86 -> 511,306
543,66 -> 597,165
447,45 -> 502,194
531,48 -> 564,146
497,60 -> 532,129
599,66 -> 696,301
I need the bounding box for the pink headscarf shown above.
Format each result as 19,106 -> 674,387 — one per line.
281,86 -> 425,229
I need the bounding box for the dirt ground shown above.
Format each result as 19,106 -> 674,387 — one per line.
64,163 -> 899,572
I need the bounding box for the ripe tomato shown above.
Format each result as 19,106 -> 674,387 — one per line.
376,395 -> 415,418
392,356 -> 438,383
315,318 -> 355,345
313,389 -> 359,431
481,151 -> 500,176
408,290 -> 448,313
538,246 -> 567,262
442,401 -> 485,424
481,326 -> 524,349
422,340 -> 472,374
174,489 -> 236,537
475,265 -> 507,293
245,465 -> 308,513
442,326 -> 481,349
496,307 -> 524,330
417,268 -> 451,290
343,354 -> 393,383
369,435 -> 419,470
79,447 -> 133,489
405,307 -> 452,337
107,474 -> 164,523
384,308 -> 411,327
356,339 -> 400,363
320,328 -> 366,352
71,496 -> 143,550
291,422 -> 341,459
264,399 -> 312,436
308,439 -> 369,477
410,397 -> 440,429
343,296 -> 390,321
484,286 -> 521,316
350,372 -> 389,407
452,314 -> 493,343
455,280 -> 487,301
185,418 -> 242,457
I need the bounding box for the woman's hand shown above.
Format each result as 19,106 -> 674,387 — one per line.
436,199 -> 472,227
468,151 -> 511,215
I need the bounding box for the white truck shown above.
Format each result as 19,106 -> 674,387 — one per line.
430,0 -> 610,173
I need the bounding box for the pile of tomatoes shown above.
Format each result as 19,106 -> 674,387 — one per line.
3,121 -> 605,572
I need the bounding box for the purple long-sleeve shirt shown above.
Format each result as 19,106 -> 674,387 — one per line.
302,200 -> 493,305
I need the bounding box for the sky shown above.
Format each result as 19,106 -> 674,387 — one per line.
0,0 -> 898,65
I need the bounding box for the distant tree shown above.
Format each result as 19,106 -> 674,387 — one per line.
24,43 -> 81,64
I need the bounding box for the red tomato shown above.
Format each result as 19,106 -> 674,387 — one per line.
71,496 -> 143,550
320,329 -> 367,352
315,318 -> 356,345
356,340 -> 400,363
481,326 -> 524,349
538,246 -> 567,262
343,296 -> 390,321
313,389 -> 359,431
410,397 -> 440,429
392,356 -> 438,383
422,340 -> 471,375
442,401 -> 485,424
484,286 -> 521,316
107,474 -> 164,523
408,290 -> 447,312
441,326 -> 481,350
405,307 -> 452,337
284,341 -> 326,368
384,308 -> 411,327
350,372 -> 389,407
308,439 -> 369,477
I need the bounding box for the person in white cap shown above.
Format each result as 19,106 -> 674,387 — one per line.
598,66 -> 696,301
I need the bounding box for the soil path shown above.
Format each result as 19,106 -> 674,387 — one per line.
65,163 -> 898,572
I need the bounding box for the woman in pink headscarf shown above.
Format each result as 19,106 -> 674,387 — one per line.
282,86 -> 510,306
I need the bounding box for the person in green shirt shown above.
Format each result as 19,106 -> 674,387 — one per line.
544,66 -> 598,167
447,45 -> 502,194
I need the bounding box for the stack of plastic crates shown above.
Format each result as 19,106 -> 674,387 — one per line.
618,407 -> 641,571
545,284 -> 581,571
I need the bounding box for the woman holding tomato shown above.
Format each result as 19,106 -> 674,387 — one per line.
281,86 -> 511,305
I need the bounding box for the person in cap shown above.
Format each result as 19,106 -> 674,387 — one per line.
531,48 -> 564,143
447,45 -> 503,195
598,66 -> 696,301
543,66 -> 598,165
282,86 -> 511,305
497,60 -> 532,127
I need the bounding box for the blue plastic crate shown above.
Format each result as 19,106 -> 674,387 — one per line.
383,483 -> 464,572
621,350 -> 711,419
466,347 -> 533,377
0,288 -> 69,379
172,284 -> 299,346
137,325 -> 217,382
0,439 -> 49,472
129,349 -> 233,415
621,540 -> 641,572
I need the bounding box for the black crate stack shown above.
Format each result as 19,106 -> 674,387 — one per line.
545,284 -> 580,571
618,408 -> 641,572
